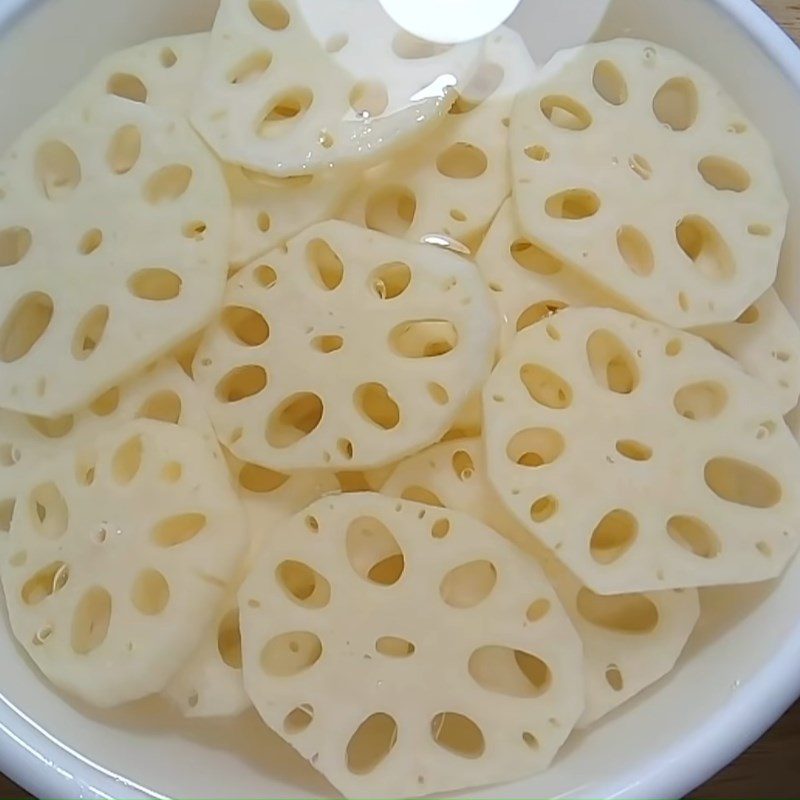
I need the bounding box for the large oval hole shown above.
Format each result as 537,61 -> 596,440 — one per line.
698,156 -> 751,193
215,365 -> 267,403
590,509 -> 637,564
0,292 -> 54,362
375,636 -> 415,658
540,95 -> 592,130
519,364 -> 572,409
653,77 -> 698,131
389,319 -> 457,358
676,216 -> 734,282
354,382 -> 400,430
430,712 -> 485,759
346,516 -> 404,586
131,568 -> 170,615
545,189 -> 600,220
509,238 -> 563,275
35,140 -> 81,200
468,646 -> 550,697
107,125 -> 141,174
71,305 -> 109,361
71,586 -> 112,654
22,561 -> 69,605
306,238 -> 343,290
221,306 -> 269,346
667,515 -> 720,558
106,72 -> 147,102
111,434 -> 142,485
673,381 -> 727,420
592,60 -> 628,105
249,0 -> 290,29
218,608 -> 243,668
364,185 -> 416,237
228,50 -> 273,84
257,88 -> 313,138
617,226 -> 654,277
237,462 -> 289,493
704,458 -> 781,508
346,713 -> 398,775
576,587 -> 658,633
440,560 -> 497,608
152,512 -> 206,547
506,428 -> 564,468
128,268 -> 182,300
143,165 -> 192,204
276,560 -> 331,608
137,390 -> 182,424
266,392 -> 323,448
0,226 -> 32,267
436,142 -> 488,179
370,261 -> 411,300
586,329 -> 639,394
260,631 -> 322,676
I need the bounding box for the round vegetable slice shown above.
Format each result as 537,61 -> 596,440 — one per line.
341,26 -> 533,255
0,95 -> 230,416
193,220 -> 498,470
483,307 -> 800,593
478,200 -> 800,412
164,453 -> 337,717
239,492 -> 584,799
510,39 -> 788,327
191,0 -> 481,174
381,437 -> 699,727
0,419 -> 248,707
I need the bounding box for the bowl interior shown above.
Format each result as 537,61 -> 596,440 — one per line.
1,0 -> 800,797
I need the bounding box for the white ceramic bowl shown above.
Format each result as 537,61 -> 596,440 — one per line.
1,0 -> 800,797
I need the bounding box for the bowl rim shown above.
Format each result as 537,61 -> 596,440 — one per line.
0,0 -> 799,798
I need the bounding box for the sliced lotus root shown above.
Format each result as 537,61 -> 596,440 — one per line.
0,360 -> 218,562
191,0 -> 481,175
693,289 -> 800,414
381,437 -> 699,726
69,33 -> 209,116
0,95 -> 230,416
484,306 -> 800,593
193,220 -> 498,470
510,39 -> 788,328
224,164 -> 356,271
239,492 -> 584,798
340,27 -> 533,255
478,201 -> 799,413
164,454 -> 337,717
476,199 -> 628,352
0,419 -> 248,707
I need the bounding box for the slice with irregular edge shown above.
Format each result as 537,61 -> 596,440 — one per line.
476,199 -> 628,353
224,164 -> 356,271
484,307 -> 800,593
164,454 -> 337,717
193,220 -> 498,470
68,33 -> 209,116
0,360 -> 218,562
0,95 -> 230,416
191,0 -> 481,174
510,38 -> 788,327
479,201 -> 800,411
693,289 -> 800,414
381,438 -> 699,727
0,419 -> 248,707
239,492 -> 584,798
340,26 -> 533,255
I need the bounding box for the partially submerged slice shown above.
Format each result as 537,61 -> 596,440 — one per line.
0,95 -> 230,416
193,220 -> 498,471
191,0 -> 481,174
510,39 -> 788,327
0,419 -> 248,707
381,438 -> 699,726
164,454 -> 337,717
239,492 -> 584,799
341,26 -> 533,255
483,307 -> 800,593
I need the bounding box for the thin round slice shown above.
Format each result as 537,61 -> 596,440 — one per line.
191,0 -> 481,174
0,95 -> 230,416
68,33 -> 209,116
193,220 -> 498,470
0,360 -> 217,563
692,289 -> 800,414
341,26 -> 533,256
484,307 -> 800,593
239,492 -> 584,799
510,39 -> 788,327
381,437 -> 699,727
164,453 -> 337,717
0,419 -> 248,707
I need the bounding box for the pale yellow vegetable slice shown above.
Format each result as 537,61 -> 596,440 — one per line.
239,492 -> 584,799
510,39 -> 788,327
340,26 -> 533,255
164,454 -> 337,717
0,95 -> 230,416
478,201 -> 800,412
0,419 -> 248,707
192,0 -> 481,175
381,437 -> 699,727
193,220 -> 498,471
484,307 -> 800,593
